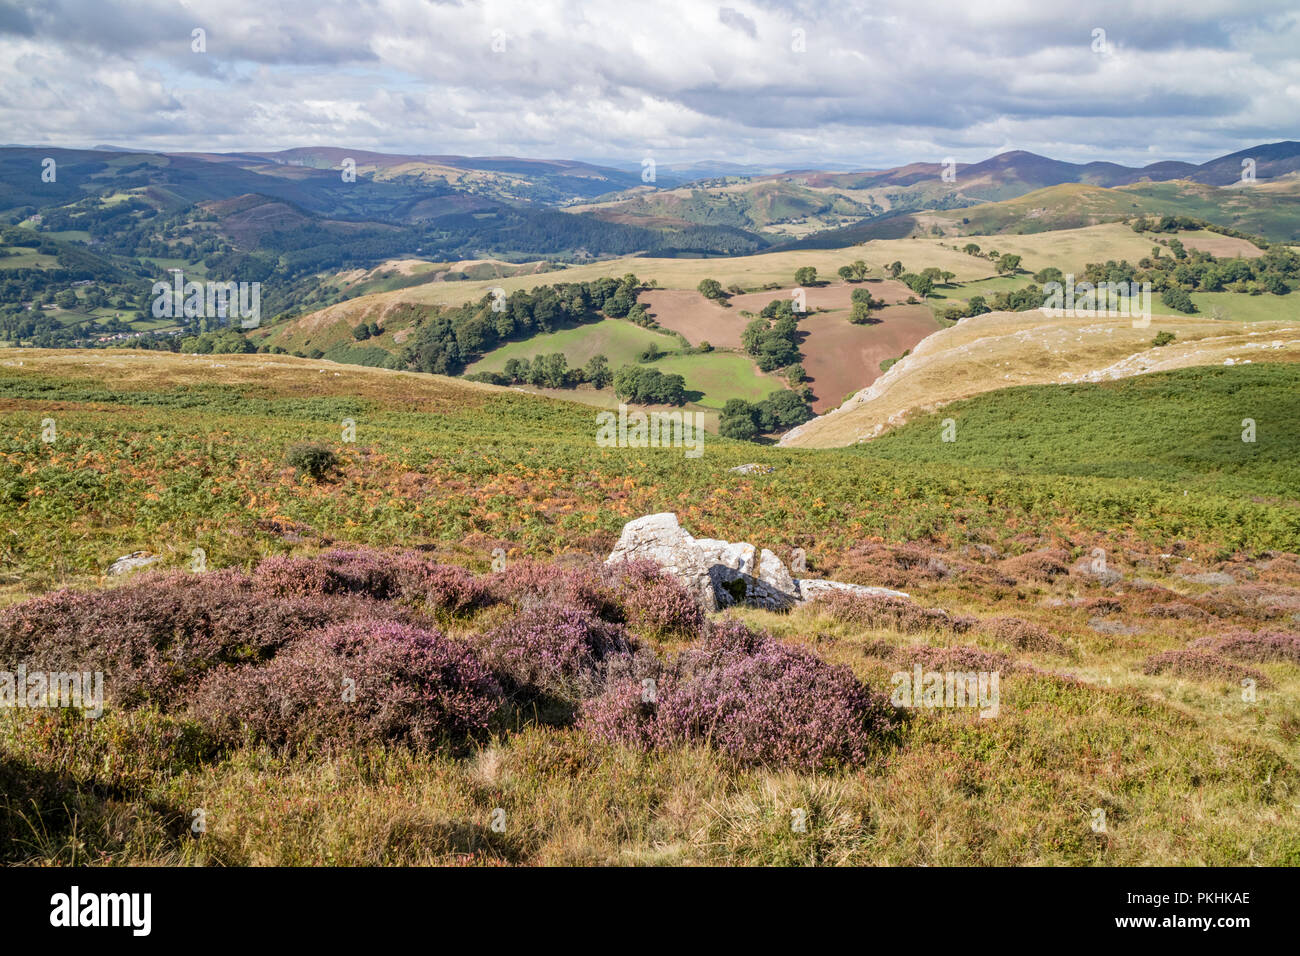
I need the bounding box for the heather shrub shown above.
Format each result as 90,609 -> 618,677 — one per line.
997,550 -> 1069,583
604,559 -> 705,640
256,549 -> 404,599
192,619 -> 502,752
831,543 -> 953,590
255,549 -> 494,616
897,644 -> 1016,673
1199,585 -> 1296,621
860,639 -> 897,659
0,570 -> 380,708
1189,630 -> 1300,664
816,592 -> 974,635
1082,597 -> 1124,615
985,617 -> 1072,656
581,619 -> 899,771
958,563 -> 1019,591
474,605 -> 647,718
411,563 -> 496,616
1141,649 -> 1271,687
1144,601 -> 1213,621
489,558 -> 620,619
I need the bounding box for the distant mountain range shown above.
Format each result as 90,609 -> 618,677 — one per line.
28,140 -> 1300,194
2,141 -> 1298,262
791,142 -> 1300,196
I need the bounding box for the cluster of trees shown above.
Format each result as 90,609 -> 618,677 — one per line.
836,260 -> 871,282
1131,216 -> 1269,250
178,330 -> 255,354
958,244 -> 1022,273
718,390 -> 813,440
1077,246 -> 1299,312
938,287 -> 1044,321
896,267 -> 955,298
468,349 -> 685,405
848,286 -> 885,324
985,286 -> 1044,311
884,261 -> 961,296
697,278 -> 726,300
467,352 -> 614,390
612,364 -> 686,405
741,299 -> 801,371
401,275 -> 649,376
0,305 -> 74,347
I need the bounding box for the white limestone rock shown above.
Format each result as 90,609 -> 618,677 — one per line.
606,513 -> 909,612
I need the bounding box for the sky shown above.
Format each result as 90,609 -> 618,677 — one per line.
1,0 -> 1298,170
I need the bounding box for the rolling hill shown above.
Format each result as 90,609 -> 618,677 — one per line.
780,309 -> 1300,447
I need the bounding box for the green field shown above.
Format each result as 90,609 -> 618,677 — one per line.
649,350 -> 781,408
1188,290 -> 1300,322
0,247 -> 59,269
464,318 -> 678,374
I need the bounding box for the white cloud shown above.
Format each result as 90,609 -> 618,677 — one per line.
0,0 -> 1295,165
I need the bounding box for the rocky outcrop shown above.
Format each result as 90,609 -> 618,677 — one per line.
605,513 -> 908,611
106,551 -> 161,576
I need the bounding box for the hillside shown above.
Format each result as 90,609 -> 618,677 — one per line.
780,309 -> 1300,447
581,143 -> 1300,248
2,347 -> 1298,867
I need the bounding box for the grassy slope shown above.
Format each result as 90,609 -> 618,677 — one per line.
649,351 -> 780,408
1,349 -> 1297,866
858,362 -> 1300,500
1189,291 -> 1300,322
463,319 -> 675,374
1,348 -> 1295,585
780,309 -> 1300,448
931,179 -> 1300,243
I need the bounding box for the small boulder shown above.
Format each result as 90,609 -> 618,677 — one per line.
795,579 -> 909,602
107,551 -> 161,576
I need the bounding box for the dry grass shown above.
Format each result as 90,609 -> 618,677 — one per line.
3,533 -> 1298,867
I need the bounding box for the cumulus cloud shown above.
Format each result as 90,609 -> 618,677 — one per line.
0,0 -> 1295,166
